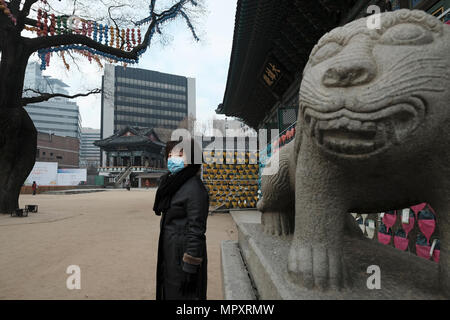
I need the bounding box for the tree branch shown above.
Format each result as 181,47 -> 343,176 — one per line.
22,88 -> 101,106
20,0 -> 39,18
8,0 -> 21,13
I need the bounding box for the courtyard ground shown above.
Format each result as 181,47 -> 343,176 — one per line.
0,189 -> 238,300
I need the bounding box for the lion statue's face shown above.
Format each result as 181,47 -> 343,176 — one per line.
299,10 -> 450,158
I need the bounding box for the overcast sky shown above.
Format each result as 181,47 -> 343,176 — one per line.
28,0 -> 238,130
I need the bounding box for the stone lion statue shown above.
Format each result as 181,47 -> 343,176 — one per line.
258,10 -> 450,295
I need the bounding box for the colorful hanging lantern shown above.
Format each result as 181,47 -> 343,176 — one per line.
50,14 -> 56,36
131,29 -> 136,46
137,29 -> 142,44
36,9 -> 42,36
110,26 -> 114,47
126,28 -> 131,51
43,11 -> 48,36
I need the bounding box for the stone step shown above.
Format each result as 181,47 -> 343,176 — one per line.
221,240 -> 257,300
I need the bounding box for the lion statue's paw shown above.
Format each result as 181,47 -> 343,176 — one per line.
261,211 -> 292,237
287,240 -> 347,291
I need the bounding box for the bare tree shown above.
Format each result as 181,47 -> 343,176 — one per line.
0,0 -> 202,213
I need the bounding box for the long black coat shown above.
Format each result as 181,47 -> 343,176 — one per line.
156,175 -> 209,300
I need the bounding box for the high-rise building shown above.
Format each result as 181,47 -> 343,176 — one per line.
80,128 -> 101,168
24,62 -> 82,140
101,64 -> 196,141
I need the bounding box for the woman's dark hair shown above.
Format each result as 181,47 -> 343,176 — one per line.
165,138 -> 202,165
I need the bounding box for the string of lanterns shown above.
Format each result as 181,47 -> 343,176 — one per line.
37,43 -> 143,70
27,0 -> 190,70
34,9 -> 143,47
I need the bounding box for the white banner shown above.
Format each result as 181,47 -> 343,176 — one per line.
25,162 -> 58,186
57,169 -> 87,186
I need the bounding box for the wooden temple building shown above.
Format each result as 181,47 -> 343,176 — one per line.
94,127 -> 172,188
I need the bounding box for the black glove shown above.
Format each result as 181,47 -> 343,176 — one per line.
180,271 -> 198,296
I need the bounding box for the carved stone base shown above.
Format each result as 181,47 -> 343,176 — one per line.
222,211 -> 445,300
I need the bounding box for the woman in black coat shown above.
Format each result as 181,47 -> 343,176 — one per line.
154,139 -> 209,300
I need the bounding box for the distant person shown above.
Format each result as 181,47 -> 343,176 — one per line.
126,180 -> 131,191
32,181 -> 37,196
154,138 -> 209,300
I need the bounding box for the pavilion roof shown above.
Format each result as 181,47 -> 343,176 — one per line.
94,126 -> 166,150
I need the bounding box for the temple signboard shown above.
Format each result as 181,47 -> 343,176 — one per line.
262,60 -> 282,88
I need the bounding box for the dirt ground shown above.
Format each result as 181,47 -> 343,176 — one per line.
0,189 -> 238,300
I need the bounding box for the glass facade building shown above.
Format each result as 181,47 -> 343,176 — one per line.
24,62 -> 82,140
101,64 -> 195,135
80,128 -> 101,168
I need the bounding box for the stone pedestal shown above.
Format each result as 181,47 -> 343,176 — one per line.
221,211 -> 445,300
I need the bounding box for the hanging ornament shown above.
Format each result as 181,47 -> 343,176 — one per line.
24,25 -> 39,33
61,51 -> 70,71
56,16 -> 61,35
62,16 -> 68,34
45,52 -> 51,67
104,24 -> 108,45
50,14 -> 56,36
43,11 -> 48,36
98,24 -> 103,43
116,28 -> 120,48
126,28 -> 131,51
110,26 -> 114,47
36,9 -> 42,36
38,50 -> 46,70
87,21 -> 93,38
93,22 -> 98,41
131,29 -> 136,47
81,21 -> 86,36
93,55 -> 103,69
137,28 -> 142,44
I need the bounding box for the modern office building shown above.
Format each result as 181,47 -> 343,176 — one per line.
80,128 -> 101,168
24,62 -> 82,140
101,64 -> 196,138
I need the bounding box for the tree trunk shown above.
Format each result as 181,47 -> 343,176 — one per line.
0,19 -> 36,214
0,108 -> 37,213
